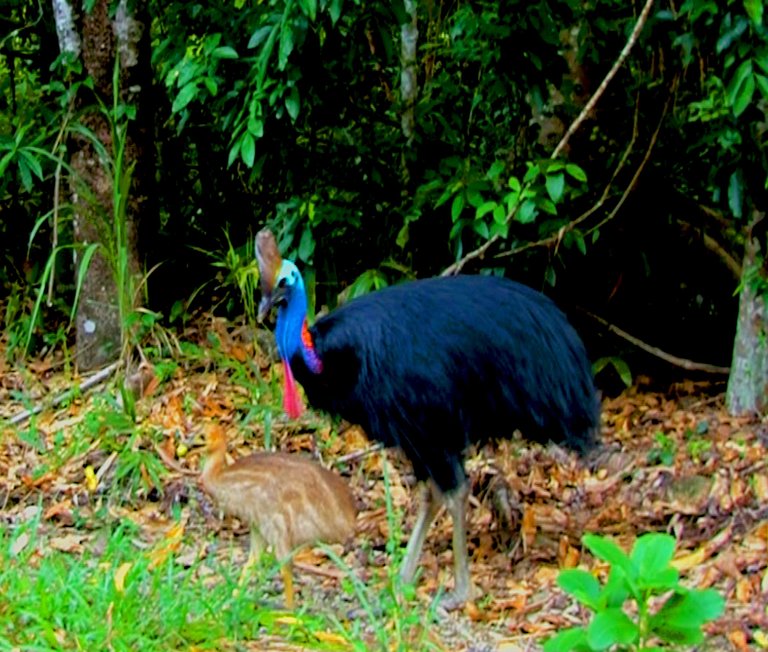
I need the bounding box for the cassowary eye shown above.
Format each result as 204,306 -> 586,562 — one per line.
278,277 -> 287,289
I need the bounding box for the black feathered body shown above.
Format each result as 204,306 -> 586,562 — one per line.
288,275 -> 599,493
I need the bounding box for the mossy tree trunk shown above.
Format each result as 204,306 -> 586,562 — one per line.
52,0 -> 152,370
726,210 -> 768,416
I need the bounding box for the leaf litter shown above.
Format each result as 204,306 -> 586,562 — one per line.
1,319 -> 767,651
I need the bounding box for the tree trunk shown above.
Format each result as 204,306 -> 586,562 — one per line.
52,0 -> 152,370
726,210 -> 768,416
399,0 -> 418,184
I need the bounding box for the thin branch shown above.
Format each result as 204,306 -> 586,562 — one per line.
677,219 -> 742,280
584,88 -> 671,239
494,84 -> 678,261
441,234 -> 500,276
495,101 -> 642,261
551,0 -> 657,160
6,362 -> 120,427
334,442 -> 384,466
441,0 -> 657,276
581,309 -> 731,375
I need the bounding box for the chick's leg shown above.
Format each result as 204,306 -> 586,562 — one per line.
400,482 -> 441,584
281,563 -> 295,609
239,528 -> 266,586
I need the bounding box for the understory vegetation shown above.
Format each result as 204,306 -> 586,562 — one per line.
2,0 -> 768,649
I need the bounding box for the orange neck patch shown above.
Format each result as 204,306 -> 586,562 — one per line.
301,321 -> 323,374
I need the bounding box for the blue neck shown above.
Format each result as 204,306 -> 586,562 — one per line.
275,281 -> 308,363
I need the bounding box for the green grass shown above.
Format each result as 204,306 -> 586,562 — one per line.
2,340 -> 448,651
0,516 -> 367,651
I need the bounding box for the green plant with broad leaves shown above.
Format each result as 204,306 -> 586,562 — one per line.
545,533 -> 724,652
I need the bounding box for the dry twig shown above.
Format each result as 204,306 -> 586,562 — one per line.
582,309 -> 731,374
442,0 -> 657,276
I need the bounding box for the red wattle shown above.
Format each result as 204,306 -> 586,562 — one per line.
281,359 -> 304,419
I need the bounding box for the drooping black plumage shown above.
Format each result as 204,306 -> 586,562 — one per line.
292,276 -> 598,490
256,229 -> 599,607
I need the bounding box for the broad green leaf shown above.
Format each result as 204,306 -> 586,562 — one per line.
630,533 -> 676,581
247,117 -> 264,139
227,137 -> 241,167
202,77 -> 218,96
572,230 -> 587,255
329,0 -> 343,24
285,87 -> 300,121
298,0 -> 317,21
240,132 -> 256,167
278,25 -> 295,70
586,609 -> 639,650
611,362 -> 633,388
583,535 -> 634,578
212,46 -> 239,59
523,162 -> 540,183
489,221 -> 509,239
451,194 -> 465,222
637,567 -> 679,591
449,218 -> 467,240
557,569 -> 601,609
507,175 -> 521,192
475,201 -> 497,220
473,220 -> 490,239
19,150 -> 44,181
744,0 -> 763,26
466,188 -> 484,208
543,626 -> 590,652
17,156 -> 32,191
176,59 -> 201,88
486,160 -> 505,180
728,171 -> 743,219
565,163 -> 587,182
298,227 -> 315,262
493,205 -> 506,225
538,197 -> 558,215
249,25 -> 274,49
545,264 -> 556,286
650,588 -> 725,631
546,173 -> 565,203
726,59 -> 754,117
516,199 -> 537,224
651,624 -> 704,646
172,82 -> 198,113
0,151 -> 14,177
755,73 -> 768,101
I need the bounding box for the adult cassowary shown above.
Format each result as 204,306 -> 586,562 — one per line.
255,228 -> 599,608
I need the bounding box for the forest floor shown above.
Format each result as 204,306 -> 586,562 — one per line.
1,315 -> 767,651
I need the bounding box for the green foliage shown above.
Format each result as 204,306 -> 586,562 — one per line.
647,432 -> 677,466
673,0 -> 768,218
545,533 -> 725,652
0,518 -> 302,650
593,356 -> 633,388
193,230 -> 261,324
323,459 -> 440,651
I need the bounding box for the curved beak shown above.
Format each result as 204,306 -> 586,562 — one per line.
255,228 -> 282,323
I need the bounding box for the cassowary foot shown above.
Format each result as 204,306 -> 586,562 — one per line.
438,583 -> 480,612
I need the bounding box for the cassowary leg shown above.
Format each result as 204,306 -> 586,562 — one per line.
442,480 -> 477,609
400,482 -> 441,584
